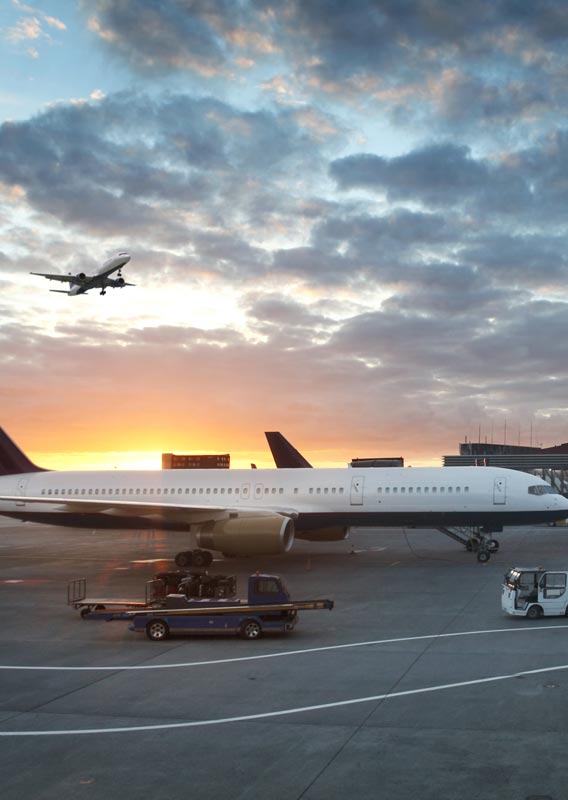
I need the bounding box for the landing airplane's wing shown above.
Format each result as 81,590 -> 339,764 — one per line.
30,272 -> 81,286
103,278 -> 136,288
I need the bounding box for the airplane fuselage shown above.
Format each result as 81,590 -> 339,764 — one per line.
0,465 -> 566,535
68,252 -> 131,296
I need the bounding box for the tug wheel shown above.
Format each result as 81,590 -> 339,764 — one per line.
526,605 -> 542,620
240,619 -> 262,640
477,550 -> 490,563
146,619 -> 170,641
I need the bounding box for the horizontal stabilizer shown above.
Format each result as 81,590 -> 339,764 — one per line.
49,290 -> 71,294
265,432 -> 312,468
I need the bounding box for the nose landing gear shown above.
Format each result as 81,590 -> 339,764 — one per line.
437,526 -> 500,562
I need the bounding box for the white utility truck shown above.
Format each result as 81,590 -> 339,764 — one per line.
502,567 -> 568,618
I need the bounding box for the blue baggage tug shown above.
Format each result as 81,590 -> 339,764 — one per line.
68,573 -> 333,640
129,574 -> 334,640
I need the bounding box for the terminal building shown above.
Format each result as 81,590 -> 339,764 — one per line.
162,453 -> 230,469
443,441 -> 568,495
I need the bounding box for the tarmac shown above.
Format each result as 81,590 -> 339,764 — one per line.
1,518 -> 568,800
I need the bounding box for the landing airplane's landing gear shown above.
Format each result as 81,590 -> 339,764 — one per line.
174,548 -> 213,568
100,289 -> 106,296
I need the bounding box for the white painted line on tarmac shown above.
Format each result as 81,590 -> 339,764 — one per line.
2,660 -> 568,736
1,624 -> 567,671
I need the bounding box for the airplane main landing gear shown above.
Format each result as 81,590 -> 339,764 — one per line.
174,548 -> 213,568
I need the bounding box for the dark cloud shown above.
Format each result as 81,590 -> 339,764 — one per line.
83,1 -> 568,138
0,91 -> 339,248
330,144 -> 509,209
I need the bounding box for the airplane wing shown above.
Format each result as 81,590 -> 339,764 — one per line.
30,272 -> 81,286
0,495 -> 298,522
104,278 -> 136,288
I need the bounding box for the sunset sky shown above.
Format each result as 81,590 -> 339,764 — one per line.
2,0 -> 568,470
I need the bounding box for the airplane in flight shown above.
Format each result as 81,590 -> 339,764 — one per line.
31,252 -> 134,296
0,426 -> 567,566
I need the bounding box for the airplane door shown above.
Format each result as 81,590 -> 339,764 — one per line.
350,476 -> 364,506
16,477 -> 28,507
241,483 -> 250,501
493,477 -> 507,505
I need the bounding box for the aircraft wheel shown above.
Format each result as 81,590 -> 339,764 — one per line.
239,619 -> 262,640
488,539 -> 500,552
526,605 -> 542,620
175,551 -> 193,567
477,550 -> 490,563
192,550 -> 212,568
146,620 -> 170,641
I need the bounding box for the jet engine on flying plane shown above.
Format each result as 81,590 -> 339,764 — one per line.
196,513 -> 294,556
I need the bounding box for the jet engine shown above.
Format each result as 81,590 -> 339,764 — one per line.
196,513 -> 294,556
77,272 -> 86,280
296,526 -> 349,542
115,277 -> 125,286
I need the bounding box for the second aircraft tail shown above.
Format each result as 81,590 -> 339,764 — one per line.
0,428 -> 46,476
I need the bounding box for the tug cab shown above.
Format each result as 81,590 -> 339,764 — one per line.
502,567 -> 568,618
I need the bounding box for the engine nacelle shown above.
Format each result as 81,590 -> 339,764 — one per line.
77,272 -> 86,281
196,514 -> 294,556
296,526 -> 349,542
116,277 -> 125,286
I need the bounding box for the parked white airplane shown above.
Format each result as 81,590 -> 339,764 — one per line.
1,427 -> 567,565
31,252 -> 134,296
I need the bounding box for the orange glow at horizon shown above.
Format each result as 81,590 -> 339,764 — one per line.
29,448 -> 441,471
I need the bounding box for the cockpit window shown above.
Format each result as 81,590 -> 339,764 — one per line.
528,485 -> 558,495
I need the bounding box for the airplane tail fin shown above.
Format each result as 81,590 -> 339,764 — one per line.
0,428 -> 47,476
265,432 -> 313,468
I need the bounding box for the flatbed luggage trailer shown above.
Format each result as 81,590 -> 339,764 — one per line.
67,577 -> 164,620
127,574 -> 334,640
502,567 -> 568,618
68,571 -> 238,620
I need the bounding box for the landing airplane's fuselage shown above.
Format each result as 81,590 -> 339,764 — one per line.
68,252 -> 131,296
0,466 -> 566,537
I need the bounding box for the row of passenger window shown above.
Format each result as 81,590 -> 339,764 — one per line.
40,486 -> 245,497
40,486 -> 298,498
377,486 -> 470,494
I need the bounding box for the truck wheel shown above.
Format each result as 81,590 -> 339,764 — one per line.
146,620 -> 170,641
477,550 -> 490,563
526,605 -> 542,619
240,619 -> 262,640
